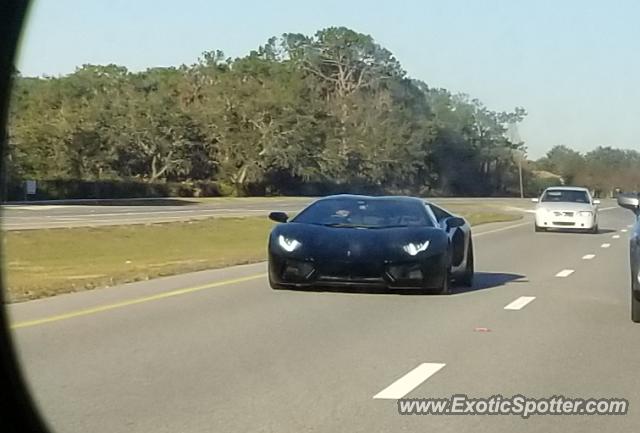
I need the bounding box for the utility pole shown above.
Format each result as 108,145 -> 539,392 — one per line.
507,123 -> 526,198
518,153 -> 524,198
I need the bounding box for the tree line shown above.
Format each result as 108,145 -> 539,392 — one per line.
6,27 -> 636,198
534,145 -> 640,196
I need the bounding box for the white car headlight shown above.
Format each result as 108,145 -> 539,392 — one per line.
403,241 -> 430,256
278,235 -> 302,252
579,211 -> 593,216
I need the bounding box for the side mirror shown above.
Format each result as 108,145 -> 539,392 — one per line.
269,212 -> 289,223
445,216 -> 465,229
531,198 -> 539,203
593,199 -> 601,205
618,194 -> 640,214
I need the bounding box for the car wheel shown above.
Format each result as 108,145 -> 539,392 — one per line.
437,267 -> 451,295
632,293 -> 640,323
459,240 -> 474,287
591,224 -> 599,234
535,224 -> 546,232
268,272 -> 285,290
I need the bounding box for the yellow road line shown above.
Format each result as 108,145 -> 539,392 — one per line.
11,273 -> 266,330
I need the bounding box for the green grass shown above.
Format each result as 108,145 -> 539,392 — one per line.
4,210 -> 521,302
4,217 -> 273,302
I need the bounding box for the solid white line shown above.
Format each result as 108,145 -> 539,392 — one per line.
373,363 -> 446,400
612,235 -> 620,239
599,206 -> 618,211
474,221 -> 530,237
582,254 -> 596,260
504,296 -> 536,310
555,269 -> 575,278
601,243 -> 611,249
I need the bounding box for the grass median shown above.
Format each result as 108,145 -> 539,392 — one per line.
4,209 -> 521,302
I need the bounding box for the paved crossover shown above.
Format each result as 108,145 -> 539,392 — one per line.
2,197 -> 312,230
8,207 -> 638,433
2,197 -> 539,230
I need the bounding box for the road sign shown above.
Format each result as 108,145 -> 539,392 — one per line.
25,180 -> 37,195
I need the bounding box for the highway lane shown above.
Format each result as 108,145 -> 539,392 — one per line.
8,207 -> 639,433
1,197 -> 544,230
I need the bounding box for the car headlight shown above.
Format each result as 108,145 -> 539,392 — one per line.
278,235 -> 302,252
579,211 -> 593,216
403,241 -> 430,256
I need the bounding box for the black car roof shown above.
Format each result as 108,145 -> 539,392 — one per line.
317,194 -> 426,205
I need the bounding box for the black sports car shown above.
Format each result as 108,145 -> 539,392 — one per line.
267,195 -> 474,294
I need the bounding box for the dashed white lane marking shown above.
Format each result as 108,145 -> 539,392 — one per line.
600,206 -> 618,211
504,296 -> 536,310
612,235 -> 620,239
373,363 -> 446,400
621,229 -> 628,233
555,269 -> 575,278
601,243 -> 611,249
582,254 -> 596,260
628,225 -> 634,228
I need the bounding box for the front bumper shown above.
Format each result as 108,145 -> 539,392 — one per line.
535,212 -> 596,230
269,252 -> 448,290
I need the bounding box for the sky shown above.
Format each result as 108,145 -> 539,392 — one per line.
15,0 -> 640,159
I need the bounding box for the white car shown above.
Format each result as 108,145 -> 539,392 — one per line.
532,187 -> 600,233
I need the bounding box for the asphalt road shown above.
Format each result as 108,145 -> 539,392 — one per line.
1,197 -> 312,230
2,197 -> 539,230
8,207 -> 639,433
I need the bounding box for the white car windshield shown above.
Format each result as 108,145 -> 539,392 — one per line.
541,190 -> 590,203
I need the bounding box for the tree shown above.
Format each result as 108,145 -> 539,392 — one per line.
536,145 -> 585,185
8,26 -> 538,198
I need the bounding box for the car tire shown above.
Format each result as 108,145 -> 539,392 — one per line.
268,272 -> 285,290
458,240 -> 474,287
437,267 -> 451,295
535,224 -> 546,232
591,224 -> 599,234
632,292 -> 640,323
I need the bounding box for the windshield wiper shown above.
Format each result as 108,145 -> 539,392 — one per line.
368,224 -> 410,229
321,223 -> 414,229
322,222 -> 362,228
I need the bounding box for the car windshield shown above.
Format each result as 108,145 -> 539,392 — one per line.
541,190 -> 590,203
292,198 -> 434,228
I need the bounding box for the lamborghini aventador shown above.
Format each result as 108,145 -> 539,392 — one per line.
267,195 -> 474,294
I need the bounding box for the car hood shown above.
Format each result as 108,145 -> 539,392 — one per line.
536,202 -> 595,212
270,223 -> 448,262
